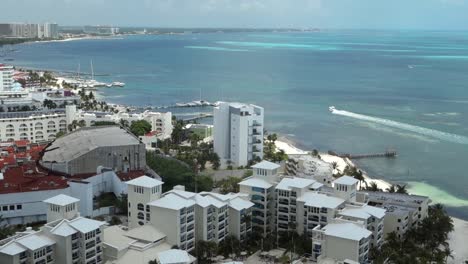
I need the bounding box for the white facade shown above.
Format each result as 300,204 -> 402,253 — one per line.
239,161 -> 280,235
0,170 -> 140,226
3,23 -> 59,39
275,177 -> 324,233
126,176 -> 163,228
286,155 -> 334,186
71,106 -> 173,139
312,220 -> 371,263
338,204 -> 386,248
148,193 -> 196,252
0,65 -> 14,92
0,194 -> 106,264
214,102 -> 264,167
0,110 -> 67,142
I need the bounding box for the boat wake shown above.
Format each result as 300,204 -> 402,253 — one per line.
329,107 -> 468,145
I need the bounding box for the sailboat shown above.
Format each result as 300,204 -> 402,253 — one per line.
86,60 -> 106,87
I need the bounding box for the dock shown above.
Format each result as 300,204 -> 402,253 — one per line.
330,150 -> 397,159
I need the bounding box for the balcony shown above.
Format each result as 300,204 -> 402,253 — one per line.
278,199 -> 289,206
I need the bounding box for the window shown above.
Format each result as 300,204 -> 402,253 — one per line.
137,203 -> 144,211
9,205 -> 14,211
2,206 -> 8,211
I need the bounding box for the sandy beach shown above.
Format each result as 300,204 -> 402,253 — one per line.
275,139 -> 392,191
275,138 -> 468,261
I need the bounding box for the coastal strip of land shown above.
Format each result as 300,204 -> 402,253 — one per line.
274,137 -> 468,263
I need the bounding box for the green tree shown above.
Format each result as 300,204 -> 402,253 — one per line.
0,215 -> 14,240
56,131 -> 66,138
130,120 -> 152,136
196,240 -> 218,263
365,182 -> 381,192
218,177 -> 241,194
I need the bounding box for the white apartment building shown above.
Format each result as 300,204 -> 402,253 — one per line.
0,194 -> 106,264
126,176 -> 164,228
147,193 -> 196,252
0,65 -> 14,91
69,105 -> 173,139
312,220 -> 371,263
239,161 -> 279,235
3,23 -> 59,39
199,192 -> 254,242
358,191 -> 430,239
0,110 -> 67,142
275,177 -> 324,233
213,102 -> 264,167
285,154 -> 335,186
296,191 -> 346,238
103,224 -> 196,264
338,204 -> 386,248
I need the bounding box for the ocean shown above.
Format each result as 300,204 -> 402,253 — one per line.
5,30 -> 468,219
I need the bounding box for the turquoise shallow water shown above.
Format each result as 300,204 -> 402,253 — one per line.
5,30 -> 468,219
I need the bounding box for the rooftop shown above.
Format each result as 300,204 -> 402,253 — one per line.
126,175 -> 163,188
68,217 -> 106,233
148,193 -> 195,210
42,126 -> 141,163
321,222 -> 371,241
158,249 -> 194,264
125,225 -> 166,243
297,192 -> 345,209
43,194 -> 79,206
339,204 -> 386,220
239,177 -> 273,189
252,160 -> 280,170
276,177 -> 323,191
333,175 -> 359,186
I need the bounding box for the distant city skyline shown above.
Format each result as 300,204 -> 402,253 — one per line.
2,0 -> 468,30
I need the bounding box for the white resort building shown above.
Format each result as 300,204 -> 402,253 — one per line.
214,102 -> 264,167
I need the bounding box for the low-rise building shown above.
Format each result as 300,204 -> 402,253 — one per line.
41,126 -> 146,176
286,155 -> 334,185
0,194 -> 106,264
337,204 -> 386,248
358,191 -> 430,238
313,220 -> 371,263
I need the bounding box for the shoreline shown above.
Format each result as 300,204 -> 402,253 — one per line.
274,136 -> 468,262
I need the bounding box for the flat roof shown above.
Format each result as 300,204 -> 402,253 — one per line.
297,192 -> 345,209
43,194 -> 79,206
126,175 -> 163,188
102,226 -> 137,251
239,177 -> 272,189
124,225 -> 166,243
322,222 -> 371,241
276,177 -> 321,191
158,249 -> 193,264
252,160 -> 280,170
333,175 -> 359,185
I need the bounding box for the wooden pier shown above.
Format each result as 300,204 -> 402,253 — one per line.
330,150 -> 397,159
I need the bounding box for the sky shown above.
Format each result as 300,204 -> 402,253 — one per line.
2,0 -> 468,29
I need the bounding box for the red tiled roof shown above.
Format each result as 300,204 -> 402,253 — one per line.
15,140 -> 29,148
116,170 -> 146,181
0,166 -> 69,194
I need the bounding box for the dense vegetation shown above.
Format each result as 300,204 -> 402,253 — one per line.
146,152 -> 213,193
370,204 -> 454,264
263,133 -> 288,163
130,120 -> 152,136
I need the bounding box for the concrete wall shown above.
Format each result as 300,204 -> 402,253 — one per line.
150,206 -> 179,246
68,144 -> 146,176
324,236 -> 359,262
0,188 -> 73,225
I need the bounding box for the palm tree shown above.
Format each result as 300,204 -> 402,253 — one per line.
386,184 -> 397,193
366,182 -> 381,192
77,120 -> 86,128
396,184 -> 408,194
353,170 -> 365,190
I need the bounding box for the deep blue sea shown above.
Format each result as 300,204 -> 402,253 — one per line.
4,30 -> 468,219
